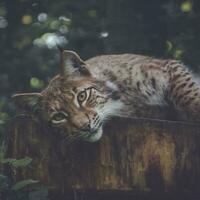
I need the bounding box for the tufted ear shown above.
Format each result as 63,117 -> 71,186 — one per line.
58,48 -> 91,77
12,93 -> 42,112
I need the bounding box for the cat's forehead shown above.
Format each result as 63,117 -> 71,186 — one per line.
40,77 -> 86,100
41,85 -> 73,104
40,75 -> 104,108
47,75 -> 100,91
40,91 -> 72,113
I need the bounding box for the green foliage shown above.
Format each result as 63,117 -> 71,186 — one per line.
11,179 -> 38,191
1,157 -> 33,168
0,156 -> 49,200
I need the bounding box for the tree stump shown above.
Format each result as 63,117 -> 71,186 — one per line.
5,115 -> 200,199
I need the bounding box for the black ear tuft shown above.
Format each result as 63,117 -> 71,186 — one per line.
12,93 -> 42,112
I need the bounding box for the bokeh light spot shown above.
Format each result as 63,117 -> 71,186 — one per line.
166,41 -> 173,52
0,6 -> 6,16
100,31 -> 109,38
88,10 -> 97,18
181,1 -> 192,13
174,49 -> 184,59
0,17 -> 7,28
37,13 -> 48,22
22,15 -> 33,25
30,77 -> 44,89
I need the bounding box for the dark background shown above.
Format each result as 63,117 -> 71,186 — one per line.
0,0 -> 200,137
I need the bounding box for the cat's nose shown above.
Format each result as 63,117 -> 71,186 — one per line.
81,123 -> 98,134
81,123 -> 91,132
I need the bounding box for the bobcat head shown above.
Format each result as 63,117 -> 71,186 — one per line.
12,49 -> 123,142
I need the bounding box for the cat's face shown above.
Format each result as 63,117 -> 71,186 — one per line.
12,50 -> 122,142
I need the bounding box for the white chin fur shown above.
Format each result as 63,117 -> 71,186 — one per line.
83,127 -> 103,142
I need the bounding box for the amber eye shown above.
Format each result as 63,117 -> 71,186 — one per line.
78,91 -> 87,103
51,112 -> 68,123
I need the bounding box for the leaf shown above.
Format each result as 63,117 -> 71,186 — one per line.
11,179 -> 38,191
1,158 -> 16,164
12,157 -> 32,168
1,157 -> 32,168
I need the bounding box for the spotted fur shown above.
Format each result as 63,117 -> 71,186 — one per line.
12,50 -> 200,142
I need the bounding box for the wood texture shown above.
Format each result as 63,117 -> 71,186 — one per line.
5,115 -> 200,196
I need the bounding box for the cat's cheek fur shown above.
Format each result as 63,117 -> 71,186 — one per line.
97,100 -> 124,121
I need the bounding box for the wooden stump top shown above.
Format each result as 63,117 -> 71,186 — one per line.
5,115 -> 200,198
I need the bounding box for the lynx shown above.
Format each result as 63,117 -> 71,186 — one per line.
13,49 -> 200,142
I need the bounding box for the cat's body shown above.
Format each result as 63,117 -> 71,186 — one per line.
13,50 -> 200,142
86,54 -> 200,117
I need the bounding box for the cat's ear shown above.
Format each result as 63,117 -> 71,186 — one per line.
12,93 -> 42,112
58,48 -> 91,77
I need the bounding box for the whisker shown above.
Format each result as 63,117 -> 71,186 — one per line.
61,135 -> 75,145
64,132 -> 89,146
64,134 -> 79,144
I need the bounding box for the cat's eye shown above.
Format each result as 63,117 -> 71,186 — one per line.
77,91 -> 87,103
51,112 -> 68,123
